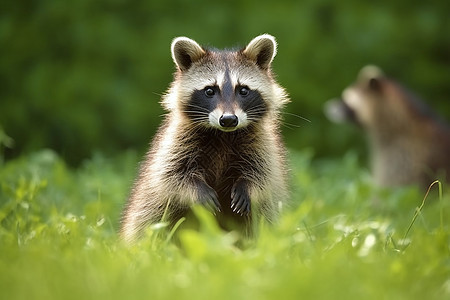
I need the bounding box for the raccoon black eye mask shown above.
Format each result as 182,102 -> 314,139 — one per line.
120,34 -> 290,243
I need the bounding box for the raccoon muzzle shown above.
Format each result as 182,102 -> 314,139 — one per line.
219,114 -> 239,128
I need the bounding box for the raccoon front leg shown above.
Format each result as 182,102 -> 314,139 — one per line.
193,178 -> 221,213
231,178 -> 251,216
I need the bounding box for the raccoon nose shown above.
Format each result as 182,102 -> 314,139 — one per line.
219,114 -> 238,128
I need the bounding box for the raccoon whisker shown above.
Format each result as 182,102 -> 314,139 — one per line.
187,117 -> 206,122
282,112 -> 311,123
182,110 -> 210,116
246,111 -> 266,118
245,111 -> 266,117
190,118 -> 208,125
186,104 -> 211,113
246,108 -> 268,116
246,113 -> 265,119
246,117 -> 263,122
281,122 -> 302,130
190,119 -> 209,124
188,115 -> 208,119
245,104 -> 266,112
246,107 -> 266,113
245,104 -> 264,109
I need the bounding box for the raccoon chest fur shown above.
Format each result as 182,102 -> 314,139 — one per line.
182,129 -> 260,206
197,131 -> 250,180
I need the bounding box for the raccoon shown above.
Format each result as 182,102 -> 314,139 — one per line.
325,65 -> 450,187
120,34 -> 290,243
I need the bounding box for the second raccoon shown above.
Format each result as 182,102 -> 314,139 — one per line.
120,35 -> 290,243
325,66 -> 450,187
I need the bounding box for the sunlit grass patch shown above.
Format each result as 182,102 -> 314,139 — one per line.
0,149 -> 449,299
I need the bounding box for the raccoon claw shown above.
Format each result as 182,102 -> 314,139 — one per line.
197,181 -> 221,213
231,180 -> 251,216
231,197 -> 250,216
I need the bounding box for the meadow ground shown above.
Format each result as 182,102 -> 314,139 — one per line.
0,149 -> 449,299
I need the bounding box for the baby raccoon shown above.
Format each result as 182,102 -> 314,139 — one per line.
325,65 -> 450,187
120,35 -> 290,243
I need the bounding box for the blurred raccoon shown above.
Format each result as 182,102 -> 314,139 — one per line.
120,35 -> 290,243
325,65 -> 450,187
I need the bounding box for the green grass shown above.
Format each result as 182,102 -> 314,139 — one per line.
0,149 -> 449,300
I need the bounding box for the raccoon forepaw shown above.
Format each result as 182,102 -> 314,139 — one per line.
196,181 -> 221,214
231,180 -> 251,216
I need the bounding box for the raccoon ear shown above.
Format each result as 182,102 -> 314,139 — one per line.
171,37 -> 206,72
358,65 -> 384,82
243,34 -> 277,70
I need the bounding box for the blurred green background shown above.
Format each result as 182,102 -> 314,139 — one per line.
1,0 -> 449,165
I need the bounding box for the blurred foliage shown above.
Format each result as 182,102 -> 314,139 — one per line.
1,0 -> 449,165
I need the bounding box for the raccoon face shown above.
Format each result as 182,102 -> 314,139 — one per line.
325,65 -> 386,127
341,79 -> 381,126
164,35 -> 285,132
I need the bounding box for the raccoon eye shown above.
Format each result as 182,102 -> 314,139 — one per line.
204,87 -> 215,97
238,86 -> 250,97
